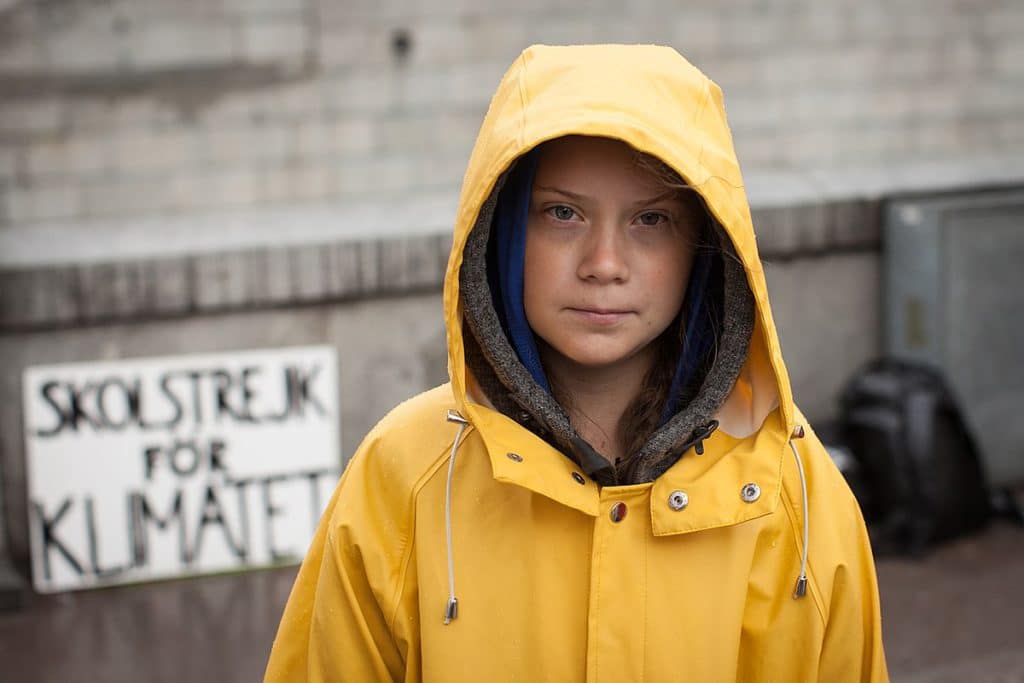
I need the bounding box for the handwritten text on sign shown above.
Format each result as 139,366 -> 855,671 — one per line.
23,346 -> 340,593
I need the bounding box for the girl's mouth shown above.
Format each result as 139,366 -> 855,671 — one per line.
567,308 -> 632,325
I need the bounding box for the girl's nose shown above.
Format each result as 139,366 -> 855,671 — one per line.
577,226 -> 629,283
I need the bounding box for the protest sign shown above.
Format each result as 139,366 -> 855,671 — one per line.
22,346 -> 339,593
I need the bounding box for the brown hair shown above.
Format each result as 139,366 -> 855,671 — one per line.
614,153 -> 716,473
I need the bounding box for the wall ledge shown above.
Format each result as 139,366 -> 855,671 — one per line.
2,156 -> 1021,330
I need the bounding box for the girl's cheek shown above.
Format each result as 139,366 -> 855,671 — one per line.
530,224 -> 579,248
525,234 -> 559,272
630,223 -> 685,247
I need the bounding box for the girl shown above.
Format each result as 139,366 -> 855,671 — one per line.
265,44 -> 888,682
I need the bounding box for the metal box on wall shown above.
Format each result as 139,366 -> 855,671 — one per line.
885,189 -> 1024,487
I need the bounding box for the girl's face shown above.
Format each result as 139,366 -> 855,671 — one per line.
524,136 -> 698,375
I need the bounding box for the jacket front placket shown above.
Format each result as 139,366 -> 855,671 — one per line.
585,483 -> 651,681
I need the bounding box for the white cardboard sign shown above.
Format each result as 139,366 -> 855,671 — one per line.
22,346 -> 340,593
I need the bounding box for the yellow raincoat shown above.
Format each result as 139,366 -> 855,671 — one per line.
265,44 -> 888,682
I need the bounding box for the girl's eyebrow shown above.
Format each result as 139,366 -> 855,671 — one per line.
534,185 -> 589,202
535,185 -> 678,206
630,190 -> 679,207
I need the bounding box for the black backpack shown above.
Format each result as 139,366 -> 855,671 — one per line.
834,358 -> 991,556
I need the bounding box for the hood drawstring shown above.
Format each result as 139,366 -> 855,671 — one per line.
789,425 -> 809,599
444,409 -> 471,624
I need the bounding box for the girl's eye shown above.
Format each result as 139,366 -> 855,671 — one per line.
637,211 -> 669,227
547,205 -> 577,221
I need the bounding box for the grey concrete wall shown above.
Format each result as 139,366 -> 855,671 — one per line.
763,251 -> 881,420
2,0 -> 1023,226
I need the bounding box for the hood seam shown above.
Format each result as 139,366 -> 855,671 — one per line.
516,50 -> 530,149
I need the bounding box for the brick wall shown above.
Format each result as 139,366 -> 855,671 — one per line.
1,0 -> 1022,227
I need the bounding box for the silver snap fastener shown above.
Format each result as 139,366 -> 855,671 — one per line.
571,472 -> 586,485
741,482 -> 761,503
668,490 -> 689,511
610,502 -> 628,522
506,452 -> 523,462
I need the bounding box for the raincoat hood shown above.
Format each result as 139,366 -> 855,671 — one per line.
445,44 -> 791,463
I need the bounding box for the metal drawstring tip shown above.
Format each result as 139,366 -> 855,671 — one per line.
793,575 -> 808,599
443,597 -> 459,624
446,409 -> 468,425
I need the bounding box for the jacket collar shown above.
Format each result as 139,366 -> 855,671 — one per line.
649,408 -> 785,535
466,402 -> 599,517
463,401 -> 786,535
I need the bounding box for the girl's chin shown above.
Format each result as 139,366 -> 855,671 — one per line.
543,343 -> 651,374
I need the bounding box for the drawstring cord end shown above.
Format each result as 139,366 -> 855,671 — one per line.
443,597 -> 459,624
793,575 -> 808,599
446,409 -> 469,425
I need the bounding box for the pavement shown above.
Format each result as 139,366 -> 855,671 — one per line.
1,520 -> 1022,682
875,521 -> 1024,682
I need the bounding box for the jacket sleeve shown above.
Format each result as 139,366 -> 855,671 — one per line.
816,499 -> 889,682
263,432 -> 412,683
797,413 -> 889,682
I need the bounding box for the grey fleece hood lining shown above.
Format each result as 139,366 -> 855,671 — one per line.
459,160 -> 756,485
